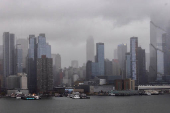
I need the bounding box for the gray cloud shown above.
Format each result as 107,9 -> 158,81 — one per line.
0,0 -> 170,67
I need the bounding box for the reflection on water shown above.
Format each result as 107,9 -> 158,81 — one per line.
0,95 -> 170,113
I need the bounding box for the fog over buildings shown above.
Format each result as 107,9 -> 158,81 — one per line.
0,0 -> 170,67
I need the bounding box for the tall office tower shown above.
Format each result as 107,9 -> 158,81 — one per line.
105,59 -> 113,76
37,55 -> 53,93
137,47 -> 147,85
3,32 -> 15,88
145,53 -> 150,71
56,54 -> 61,72
150,21 -> 166,81
125,52 -> 131,78
162,33 -> 170,76
37,34 -> 51,58
130,37 -> 138,81
28,35 -> 37,93
16,39 -> 28,73
96,43 -> 105,76
86,36 -> 95,62
112,59 -> 120,76
117,44 -> 127,78
114,49 -> 118,59
16,44 -> 23,74
71,60 -> 79,68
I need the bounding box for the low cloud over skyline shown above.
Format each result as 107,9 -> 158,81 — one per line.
0,0 -> 170,67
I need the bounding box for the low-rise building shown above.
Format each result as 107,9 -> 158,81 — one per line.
115,79 -> 135,90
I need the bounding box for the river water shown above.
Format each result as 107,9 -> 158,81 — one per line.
0,95 -> 170,113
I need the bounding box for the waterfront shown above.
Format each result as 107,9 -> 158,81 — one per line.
0,95 -> 170,113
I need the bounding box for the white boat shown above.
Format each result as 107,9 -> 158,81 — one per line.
72,95 -> 80,99
145,92 -> 151,96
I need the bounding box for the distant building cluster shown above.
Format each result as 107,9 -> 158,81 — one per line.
0,20 -> 170,95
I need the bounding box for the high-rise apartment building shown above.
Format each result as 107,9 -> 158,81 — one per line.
16,44 -> 23,74
130,37 -> 138,81
86,36 -> 95,62
37,55 -> 53,93
3,32 -> 15,88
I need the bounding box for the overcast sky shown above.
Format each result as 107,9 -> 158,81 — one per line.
0,0 -> 170,68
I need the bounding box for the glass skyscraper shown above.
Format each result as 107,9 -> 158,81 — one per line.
130,37 -> 138,81
150,21 -> 166,81
37,34 -> 51,58
16,44 -> 23,73
97,43 -> 105,76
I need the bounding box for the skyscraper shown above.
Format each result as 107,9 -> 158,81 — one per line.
16,39 -> 28,73
3,32 -> 15,87
28,35 -> 37,93
162,33 -> 170,76
37,34 -> 51,58
37,55 -> 53,93
137,47 -> 147,85
150,21 -> 165,81
91,43 -> 105,77
86,36 -> 94,62
16,44 -> 23,74
125,52 -> 131,78
117,44 -> 127,78
130,37 -> 138,81
96,43 -> 105,76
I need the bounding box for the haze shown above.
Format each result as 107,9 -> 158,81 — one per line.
0,0 -> 170,67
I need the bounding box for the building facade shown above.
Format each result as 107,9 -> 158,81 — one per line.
126,52 -> 131,79
37,55 -> 53,93
16,39 -> 28,73
117,44 -> 127,78
28,35 -> 37,93
16,44 -> 23,74
130,37 -> 138,81
96,43 -> 104,76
